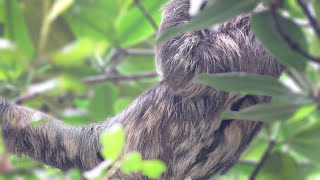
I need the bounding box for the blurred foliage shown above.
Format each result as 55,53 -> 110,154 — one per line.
0,0 -> 320,179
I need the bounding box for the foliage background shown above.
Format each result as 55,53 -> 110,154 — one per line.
0,0 -> 320,179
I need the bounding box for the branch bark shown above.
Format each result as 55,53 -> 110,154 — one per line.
83,71 -> 158,84
249,140 -> 276,180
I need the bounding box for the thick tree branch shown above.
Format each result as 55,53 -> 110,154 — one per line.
270,1 -> 320,64
249,140 -> 276,180
84,71 -> 158,84
134,0 -> 159,31
297,0 -> 320,38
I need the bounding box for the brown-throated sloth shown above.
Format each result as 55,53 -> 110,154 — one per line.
0,0 -> 284,179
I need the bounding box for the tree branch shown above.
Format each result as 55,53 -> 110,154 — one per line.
83,71 -> 158,84
134,0 -> 159,31
297,0 -> 320,38
249,140 -> 276,180
122,48 -> 155,56
269,1 -> 320,64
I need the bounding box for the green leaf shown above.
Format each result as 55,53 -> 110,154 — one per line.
51,38 -> 107,66
284,0 -> 304,18
258,152 -> 304,180
117,0 -> 166,46
47,0 -> 74,22
221,103 -> 305,122
120,152 -> 143,174
251,11 -> 307,72
58,75 -> 87,93
100,124 -> 125,161
141,160 -> 167,179
66,169 -> 82,180
289,103 -> 317,121
89,83 -> 119,121
3,0 -> 34,56
117,55 -> 155,75
113,98 -> 133,114
195,72 -> 290,96
314,0 -> 320,20
0,39 -> 28,80
289,136 -> 320,165
158,0 -> 259,42
310,33 -> 320,57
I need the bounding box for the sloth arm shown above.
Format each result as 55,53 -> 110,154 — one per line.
0,96 -> 104,171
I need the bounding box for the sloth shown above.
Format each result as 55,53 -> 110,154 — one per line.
0,0 -> 284,179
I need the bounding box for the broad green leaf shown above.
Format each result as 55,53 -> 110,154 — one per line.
51,38 -> 107,66
65,0 -> 132,43
221,103 -> 305,122
284,0 -> 304,18
284,122 -> 320,164
258,152 -> 304,180
141,160 -> 167,179
158,0 -> 259,42
3,0 -> 34,56
66,169 -> 82,180
100,124 -> 125,161
310,33 -> 320,57
113,98 -> 133,114
195,73 -> 290,96
251,11 -> 307,72
89,83 -> 119,121
117,55 -> 155,75
120,152 -> 143,174
0,39 -> 28,80
47,0 -> 74,22
117,0 -> 166,46
289,104 -> 317,121
59,75 -> 87,93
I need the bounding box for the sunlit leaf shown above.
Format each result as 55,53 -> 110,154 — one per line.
284,0 -> 304,18
195,72 -> 290,96
289,103 -> 317,121
141,160 -> 167,179
120,152 -> 143,174
100,124 -> 125,161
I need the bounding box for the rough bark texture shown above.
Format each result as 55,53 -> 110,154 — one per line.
0,0 -> 284,179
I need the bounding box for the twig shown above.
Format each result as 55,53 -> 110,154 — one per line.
269,1 -> 320,64
84,71 -> 158,84
249,140 -> 276,180
123,48 -> 155,56
134,0 -> 159,31
297,0 -> 320,38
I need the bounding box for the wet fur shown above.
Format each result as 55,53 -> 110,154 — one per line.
0,0 -> 284,179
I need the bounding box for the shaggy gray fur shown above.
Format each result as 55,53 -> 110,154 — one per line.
0,0 -> 284,179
